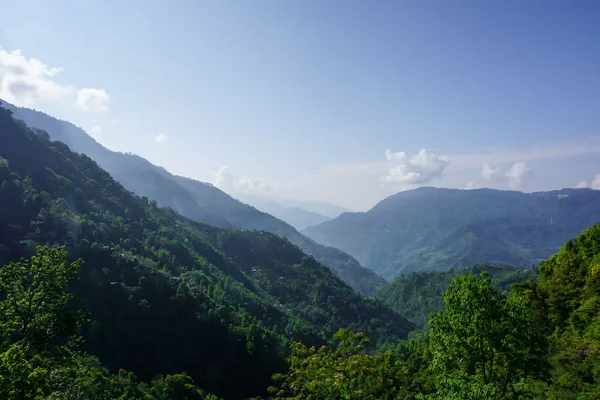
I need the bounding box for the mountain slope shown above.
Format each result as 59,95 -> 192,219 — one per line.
3,100 -> 385,295
304,186 -> 600,279
0,105 -> 412,398
373,264 -> 538,329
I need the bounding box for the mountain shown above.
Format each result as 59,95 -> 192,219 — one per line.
236,194 -> 331,230
0,104 -> 412,398
372,264 -> 538,329
2,100 -> 385,295
274,206 -> 330,230
274,198 -> 352,219
303,186 -> 600,279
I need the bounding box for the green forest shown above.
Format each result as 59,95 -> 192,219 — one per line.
1,103 -> 600,399
373,264 -> 539,330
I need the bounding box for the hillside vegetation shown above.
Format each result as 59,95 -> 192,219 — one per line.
304,186 -> 600,279
373,264 -> 538,329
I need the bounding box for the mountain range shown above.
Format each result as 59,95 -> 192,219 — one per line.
304,186 -> 600,279
0,104 -> 412,398
1,100 -> 384,296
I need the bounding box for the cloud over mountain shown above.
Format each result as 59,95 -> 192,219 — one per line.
0,48 -> 73,107
506,162 -> 531,189
577,174 -> 600,190
215,166 -> 275,196
74,88 -> 110,113
0,48 -> 111,119
382,149 -> 450,186
481,163 -> 501,180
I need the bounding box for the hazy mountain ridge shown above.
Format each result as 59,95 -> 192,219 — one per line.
236,194 -> 331,230
304,186 -> 600,279
2,100 -> 385,295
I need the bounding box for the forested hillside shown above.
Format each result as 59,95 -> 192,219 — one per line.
269,224 -> 600,399
0,105 -> 411,399
373,264 -> 538,329
304,186 -> 600,279
3,100 -> 384,295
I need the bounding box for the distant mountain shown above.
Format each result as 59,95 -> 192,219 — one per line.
275,198 -> 352,219
372,264 -> 538,329
2,100 -> 385,295
237,194 -> 331,230
303,187 -> 600,279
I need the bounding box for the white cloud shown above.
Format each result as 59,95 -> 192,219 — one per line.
214,166 -> 275,196
74,88 -> 110,113
465,181 -> 480,190
154,133 -> 167,143
505,162 -> 531,190
382,149 -> 450,186
0,48 -> 73,107
0,48 -> 111,121
577,175 -> 600,189
215,166 -> 236,190
577,180 -> 589,188
481,163 -> 500,180
89,125 -> 102,140
237,176 -> 274,196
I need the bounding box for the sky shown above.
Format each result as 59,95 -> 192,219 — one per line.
1,0 -> 599,210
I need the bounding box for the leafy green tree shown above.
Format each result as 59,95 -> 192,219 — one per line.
0,246 -> 87,398
0,246 -> 86,357
270,328 -> 404,400
428,273 -> 548,399
149,373 -> 219,400
0,343 -> 49,399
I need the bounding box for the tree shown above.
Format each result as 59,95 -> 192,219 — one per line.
0,246 -> 86,356
0,246 -> 87,397
270,328 -> 404,400
149,373 -> 219,400
428,273 -> 548,399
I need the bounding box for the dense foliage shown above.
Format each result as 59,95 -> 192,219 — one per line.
428,274 -> 549,399
304,186 -> 600,279
0,104 -> 410,398
4,100 -> 384,295
373,264 -> 538,329
0,246 -> 219,399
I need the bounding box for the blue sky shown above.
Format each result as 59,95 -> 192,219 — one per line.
1,0 -> 599,209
